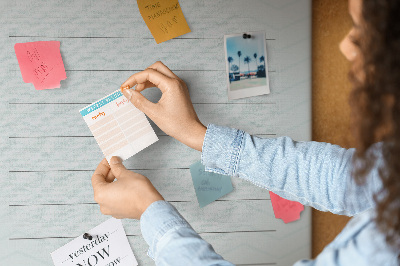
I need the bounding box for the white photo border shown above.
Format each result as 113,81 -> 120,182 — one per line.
224,31 -> 270,100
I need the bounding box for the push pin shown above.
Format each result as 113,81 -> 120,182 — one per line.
83,233 -> 93,240
242,33 -> 252,39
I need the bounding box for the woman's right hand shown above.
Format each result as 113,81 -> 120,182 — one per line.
120,61 -> 207,151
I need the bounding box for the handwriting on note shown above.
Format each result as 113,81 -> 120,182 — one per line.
190,161 -> 233,208
14,41 -> 67,90
137,0 -> 191,44
269,191 -> 304,224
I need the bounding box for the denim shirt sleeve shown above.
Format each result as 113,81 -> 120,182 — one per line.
201,124 -> 382,216
140,200 -> 234,265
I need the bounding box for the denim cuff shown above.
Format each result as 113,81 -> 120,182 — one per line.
201,124 -> 245,176
140,200 -> 192,260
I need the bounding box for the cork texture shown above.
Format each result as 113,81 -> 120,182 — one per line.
312,0 -> 353,257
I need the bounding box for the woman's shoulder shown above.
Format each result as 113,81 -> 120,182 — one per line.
319,209 -> 399,265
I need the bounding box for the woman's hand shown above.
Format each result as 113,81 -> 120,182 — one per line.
120,61 -> 206,151
91,157 -> 164,220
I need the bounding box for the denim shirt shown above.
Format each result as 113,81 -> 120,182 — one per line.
140,124 -> 399,265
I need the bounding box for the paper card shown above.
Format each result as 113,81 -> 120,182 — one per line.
269,191 -> 304,224
224,31 -> 270,100
51,218 -> 138,266
137,0 -> 191,44
190,161 -> 233,208
14,41 -> 67,90
79,90 -> 158,163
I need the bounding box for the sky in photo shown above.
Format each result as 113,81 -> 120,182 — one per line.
226,33 -> 265,73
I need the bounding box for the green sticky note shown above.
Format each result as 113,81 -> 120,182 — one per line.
190,161 -> 234,208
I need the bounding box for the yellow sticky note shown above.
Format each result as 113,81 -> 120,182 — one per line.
137,0 -> 191,44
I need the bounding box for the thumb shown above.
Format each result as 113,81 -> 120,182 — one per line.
109,156 -> 128,178
122,89 -> 156,115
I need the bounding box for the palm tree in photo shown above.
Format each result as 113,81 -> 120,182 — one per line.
237,51 -> 242,77
227,56 -> 233,73
231,64 -> 239,73
253,53 -> 258,71
244,56 -> 252,77
260,55 -> 266,71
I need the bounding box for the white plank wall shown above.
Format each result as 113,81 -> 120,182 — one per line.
1,0 -> 312,265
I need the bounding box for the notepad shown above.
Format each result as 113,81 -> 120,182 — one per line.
79,90 -> 158,162
137,0 -> 191,44
190,161 -> 234,208
269,191 -> 304,224
14,41 -> 67,90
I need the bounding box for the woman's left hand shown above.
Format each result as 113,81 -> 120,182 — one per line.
91,157 -> 164,219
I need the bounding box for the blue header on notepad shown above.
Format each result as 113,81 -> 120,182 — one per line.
80,91 -> 123,117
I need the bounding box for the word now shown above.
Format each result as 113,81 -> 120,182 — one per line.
76,245 -> 110,266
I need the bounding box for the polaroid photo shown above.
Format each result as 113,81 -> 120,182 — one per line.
224,31 -> 270,100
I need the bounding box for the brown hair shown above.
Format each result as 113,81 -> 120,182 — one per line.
350,0 -> 400,250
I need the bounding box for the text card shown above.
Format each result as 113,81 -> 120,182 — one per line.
137,0 -> 191,44
14,41 -> 67,90
79,90 -> 158,163
190,161 -> 234,208
269,191 -> 304,224
51,218 -> 138,266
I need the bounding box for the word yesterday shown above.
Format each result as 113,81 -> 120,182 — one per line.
69,233 -> 109,260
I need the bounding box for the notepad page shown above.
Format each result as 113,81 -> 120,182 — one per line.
79,90 -> 158,162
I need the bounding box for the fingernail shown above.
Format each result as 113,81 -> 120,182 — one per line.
121,85 -> 129,92
123,89 -> 133,100
110,156 -> 122,165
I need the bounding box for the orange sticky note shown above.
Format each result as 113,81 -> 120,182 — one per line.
14,41 -> 67,90
137,0 -> 191,44
269,191 -> 304,224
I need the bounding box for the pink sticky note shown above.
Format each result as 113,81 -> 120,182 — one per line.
14,41 -> 67,90
269,191 -> 304,224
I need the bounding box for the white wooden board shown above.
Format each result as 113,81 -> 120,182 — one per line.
1,0 -> 312,265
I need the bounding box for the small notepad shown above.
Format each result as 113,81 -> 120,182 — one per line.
14,41 -> 67,90
80,90 -> 158,162
190,161 -> 234,208
137,0 -> 191,44
269,191 -> 304,224
51,218 -> 138,266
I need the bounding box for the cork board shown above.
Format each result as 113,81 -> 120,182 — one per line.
312,0 -> 353,257
2,0 -> 312,265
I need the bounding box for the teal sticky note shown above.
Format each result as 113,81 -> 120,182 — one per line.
190,161 -> 234,208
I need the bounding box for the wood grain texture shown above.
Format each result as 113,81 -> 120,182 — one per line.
312,0 -> 353,258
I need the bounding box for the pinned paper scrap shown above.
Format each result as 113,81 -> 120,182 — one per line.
51,218 -> 138,266
190,161 -> 233,208
269,191 -> 304,224
14,41 -> 67,90
79,90 -> 158,163
137,0 -> 191,44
